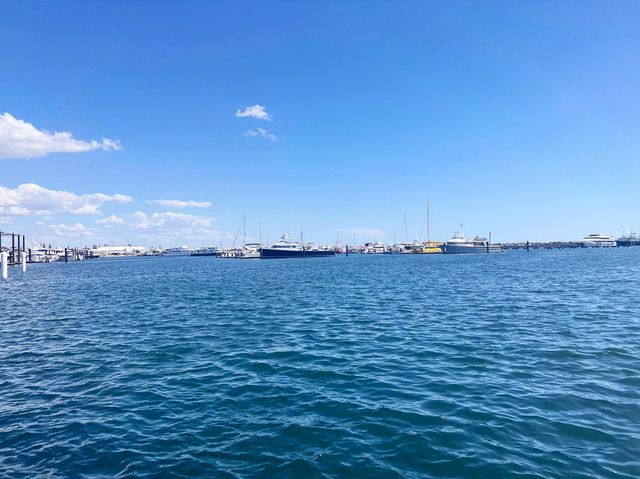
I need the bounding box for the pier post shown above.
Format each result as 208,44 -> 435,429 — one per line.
21,251 -> 26,272
346,244 -> 349,256
64,248 -> 68,263
1,251 -> 7,279
28,248 -> 32,263
11,234 -> 15,265
526,241 -> 530,252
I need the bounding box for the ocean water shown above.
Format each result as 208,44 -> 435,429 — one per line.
1,249 -> 639,478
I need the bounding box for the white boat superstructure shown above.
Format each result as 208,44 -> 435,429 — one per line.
392,242 -> 414,254
238,242 -> 261,259
581,233 -> 616,248
363,241 -> 388,254
266,234 -> 303,251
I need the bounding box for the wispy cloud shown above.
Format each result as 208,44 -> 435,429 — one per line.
130,211 -> 214,230
0,113 -> 122,160
95,214 -> 125,226
0,183 -> 132,216
235,104 -> 271,121
146,199 -> 212,208
50,222 -> 94,237
244,128 -> 277,142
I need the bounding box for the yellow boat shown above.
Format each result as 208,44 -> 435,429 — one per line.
414,242 -> 443,254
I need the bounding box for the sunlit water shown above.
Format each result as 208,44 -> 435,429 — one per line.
1,249 -> 639,478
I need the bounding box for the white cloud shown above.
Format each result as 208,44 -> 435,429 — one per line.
127,211 -> 218,245
95,214 -> 125,225
244,128 -> 277,142
0,183 -> 132,216
130,211 -> 213,230
0,113 -> 122,160
50,223 -> 93,237
146,199 -> 212,208
235,105 -> 271,121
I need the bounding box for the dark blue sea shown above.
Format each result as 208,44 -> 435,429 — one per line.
1,249 -> 639,478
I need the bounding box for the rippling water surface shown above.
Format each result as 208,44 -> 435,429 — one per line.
1,249 -> 639,478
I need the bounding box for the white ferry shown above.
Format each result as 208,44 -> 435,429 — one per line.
581,233 -> 616,248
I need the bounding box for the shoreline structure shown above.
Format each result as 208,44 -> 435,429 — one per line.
2,232 -> 637,264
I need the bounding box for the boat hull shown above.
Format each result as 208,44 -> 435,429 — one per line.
260,248 -> 336,259
443,244 -> 502,254
582,241 -> 616,248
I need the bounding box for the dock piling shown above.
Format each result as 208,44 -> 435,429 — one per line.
1,251 -> 7,279
21,251 -> 27,272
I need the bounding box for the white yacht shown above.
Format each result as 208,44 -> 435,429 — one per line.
581,233 -> 616,248
363,241 -> 388,254
238,243 -> 261,259
27,246 -> 61,263
161,247 -> 192,256
443,231 -> 502,254
392,242 -> 414,254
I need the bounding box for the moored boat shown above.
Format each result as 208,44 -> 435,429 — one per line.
190,247 -> 220,257
581,233 -> 616,248
260,234 -> 336,259
161,247 -> 192,256
443,231 -> 502,254
617,232 -> 639,247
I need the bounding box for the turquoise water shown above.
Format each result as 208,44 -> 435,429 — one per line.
1,249 -> 639,478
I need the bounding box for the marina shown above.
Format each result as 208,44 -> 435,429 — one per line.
2,3 -> 638,478
2,228 -> 638,281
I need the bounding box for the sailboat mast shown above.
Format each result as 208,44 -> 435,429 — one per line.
427,198 -> 431,244
243,214 -> 246,247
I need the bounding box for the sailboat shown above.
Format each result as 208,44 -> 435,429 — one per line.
419,198 -> 443,254
238,214 -> 261,259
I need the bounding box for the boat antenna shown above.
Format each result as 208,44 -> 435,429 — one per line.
404,214 -> 408,242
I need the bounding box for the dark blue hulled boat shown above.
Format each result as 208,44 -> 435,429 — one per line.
260,233 -> 336,259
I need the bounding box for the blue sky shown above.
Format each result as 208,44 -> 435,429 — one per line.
1,1 -> 638,246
